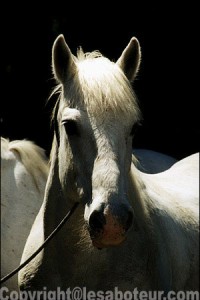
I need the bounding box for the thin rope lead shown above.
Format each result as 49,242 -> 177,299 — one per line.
0,202 -> 79,285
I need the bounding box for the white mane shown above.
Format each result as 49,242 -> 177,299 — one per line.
1,137 -> 49,190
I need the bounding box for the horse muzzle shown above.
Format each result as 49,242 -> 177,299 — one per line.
87,204 -> 134,248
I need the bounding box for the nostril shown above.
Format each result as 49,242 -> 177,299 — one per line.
124,210 -> 134,232
89,210 -> 106,231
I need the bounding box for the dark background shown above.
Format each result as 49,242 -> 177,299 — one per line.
1,5 -> 199,160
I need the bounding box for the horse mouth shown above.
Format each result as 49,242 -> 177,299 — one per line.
91,235 -> 126,249
89,227 -> 127,249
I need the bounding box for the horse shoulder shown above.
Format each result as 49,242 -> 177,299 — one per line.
138,153 -> 199,289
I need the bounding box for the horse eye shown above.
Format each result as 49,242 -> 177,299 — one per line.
64,120 -> 79,136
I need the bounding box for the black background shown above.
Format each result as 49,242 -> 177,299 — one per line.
1,5 -> 199,159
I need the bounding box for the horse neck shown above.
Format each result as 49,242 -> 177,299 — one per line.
128,162 -> 152,231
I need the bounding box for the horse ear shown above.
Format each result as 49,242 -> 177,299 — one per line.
117,37 -> 141,82
52,34 -> 76,83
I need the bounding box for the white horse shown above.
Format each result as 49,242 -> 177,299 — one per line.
19,35 -> 199,296
1,137 -> 49,292
0,139 -> 176,295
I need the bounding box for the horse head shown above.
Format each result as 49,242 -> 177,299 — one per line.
51,34 -> 141,248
